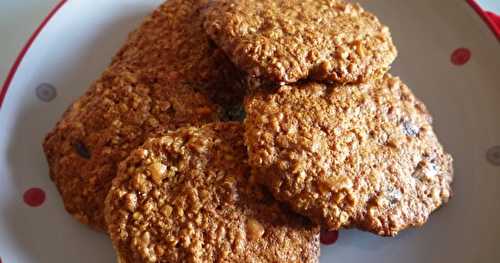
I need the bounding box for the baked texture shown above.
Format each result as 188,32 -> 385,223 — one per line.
244,74 -> 453,236
43,0 -> 245,230
105,123 -> 320,263
204,0 -> 397,84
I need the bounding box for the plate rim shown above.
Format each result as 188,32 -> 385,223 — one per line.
0,0 -> 67,109
468,0 -> 500,39
0,0 -> 499,262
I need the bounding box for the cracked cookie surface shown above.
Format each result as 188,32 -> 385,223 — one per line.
105,123 -> 320,263
244,74 -> 453,236
204,0 -> 397,84
43,0 -> 245,230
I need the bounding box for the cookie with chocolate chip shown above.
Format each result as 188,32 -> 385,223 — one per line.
244,74 -> 453,236
105,123 -> 320,262
204,0 -> 397,84
43,0 -> 245,230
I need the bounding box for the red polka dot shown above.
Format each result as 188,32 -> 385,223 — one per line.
451,48 -> 471,65
23,187 -> 46,207
320,229 -> 339,245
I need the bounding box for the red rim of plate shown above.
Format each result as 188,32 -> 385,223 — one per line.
468,0 -> 500,40
0,0 -> 498,109
0,0 -> 67,109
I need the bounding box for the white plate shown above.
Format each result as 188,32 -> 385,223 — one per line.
1,1 -> 499,262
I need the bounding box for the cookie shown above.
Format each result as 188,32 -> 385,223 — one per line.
244,74 -> 453,236
43,0 -> 245,230
105,123 -> 320,263
204,0 -> 397,84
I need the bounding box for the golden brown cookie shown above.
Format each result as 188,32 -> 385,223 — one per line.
105,123 -> 320,263
244,74 -> 453,236
43,0 -> 245,231
204,0 -> 397,84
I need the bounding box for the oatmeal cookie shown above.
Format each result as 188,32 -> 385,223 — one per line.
43,0 -> 244,231
105,123 -> 320,263
244,74 -> 453,236
204,0 -> 397,84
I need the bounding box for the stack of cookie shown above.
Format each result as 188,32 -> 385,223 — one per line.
43,0 -> 453,262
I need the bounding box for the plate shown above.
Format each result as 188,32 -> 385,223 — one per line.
0,1 -> 499,262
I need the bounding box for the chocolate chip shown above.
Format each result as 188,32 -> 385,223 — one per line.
207,39 -> 218,49
223,104 -> 246,121
74,141 -> 91,159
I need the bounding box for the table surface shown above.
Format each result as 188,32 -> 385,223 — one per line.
1,0 -> 499,88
